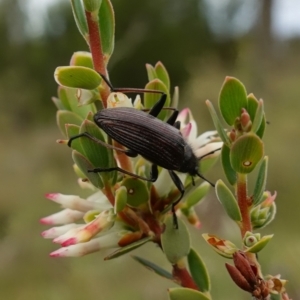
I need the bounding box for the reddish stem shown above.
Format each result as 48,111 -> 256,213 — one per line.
172,263 -> 199,290
85,11 -> 110,106
113,140 -> 132,173
236,173 -> 252,237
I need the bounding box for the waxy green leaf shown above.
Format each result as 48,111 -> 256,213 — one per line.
114,186 -> 127,213
99,0 -> 115,62
219,77 -> 248,126
215,180 -> 242,221
144,79 -> 169,121
247,94 -> 266,138
70,0 -> 88,40
105,236 -> 152,260
72,150 -> 103,188
121,178 -> 149,208
245,234 -> 274,253
70,51 -> 94,69
253,156 -> 268,205
184,182 -> 210,208
230,133 -> 264,174
155,61 -> 170,90
206,100 -> 231,146
132,256 -> 173,280
55,66 -> 102,90
187,248 -> 211,292
161,216 -> 190,264
56,110 -> 83,137
221,144 -> 237,185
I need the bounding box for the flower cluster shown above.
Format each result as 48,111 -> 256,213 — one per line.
42,77 -> 221,257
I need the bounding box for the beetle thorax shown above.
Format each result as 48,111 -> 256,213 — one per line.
179,144 -> 199,175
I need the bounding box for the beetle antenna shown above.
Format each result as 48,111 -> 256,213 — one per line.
195,171 -> 215,187
99,73 -> 165,95
197,147 -> 222,161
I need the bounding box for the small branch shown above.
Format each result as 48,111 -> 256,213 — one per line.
236,173 -> 252,237
113,140 -> 133,173
85,11 -> 110,106
172,259 -> 199,290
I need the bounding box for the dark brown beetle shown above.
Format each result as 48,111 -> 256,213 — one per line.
68,75 -> 215,227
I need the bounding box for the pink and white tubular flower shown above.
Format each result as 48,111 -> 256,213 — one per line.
177,108 -> 222,157
53,208 -> 115,247
41,189 -> 126,257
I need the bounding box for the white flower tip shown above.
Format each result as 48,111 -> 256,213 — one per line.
178,108 -> 189,118
45,193 -> 59,201
39,217 -> 53,225
50,249 -> 65,258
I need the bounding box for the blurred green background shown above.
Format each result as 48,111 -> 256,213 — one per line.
1,0 -> 300,299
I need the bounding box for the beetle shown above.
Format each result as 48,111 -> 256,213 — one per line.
68,74 -> 216,228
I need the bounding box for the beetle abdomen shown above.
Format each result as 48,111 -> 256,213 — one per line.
94,107 -> 186,170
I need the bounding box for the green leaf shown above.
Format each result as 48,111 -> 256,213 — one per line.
70,51 -> 94,69
215,180 -> 242,221
56,110 -> 83,137
52,97 -> 65,110
104,236 -> 152,260
219,77 -> 248,126
79,120 -> 112,170
121,178 -> 149,208
168,288 -> 210,300
247,94 -> 265,138
185,182 -> 210,208
253,156 -> 268,205
72,150 -> 103,188
230,133 -> 264,174
114,186 -> 127,213
251,99 -> 264,134
58,86 -> 96,118
144,79 -> 169,121
83,0 -> 102,12
252,202 -> 276,230
99,0 -> 115,63
146,64 -> 157,82
245,234 -> 274,253
55,66 -> 102,90
70,0 -> 88,40
221,144 -> 236,185
132,256 -> 173,280
161,216 -> 190,264
155,61 -> 170,90
187,248 -> 211,292
66,124 -> 84,154
206,100 -> 231,146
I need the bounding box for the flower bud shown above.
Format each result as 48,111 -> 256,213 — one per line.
40,208 -> 84,225
54,209 -> 115,246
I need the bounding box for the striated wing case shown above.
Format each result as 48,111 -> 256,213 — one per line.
94,107 -> 186,171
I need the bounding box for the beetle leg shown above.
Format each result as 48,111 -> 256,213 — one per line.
88,164 -> 158,182
166,110 -> 179,126
68,132 -> 135,155
173,121 -> 181,130
148,94 -> 167,117
168,170 -> 185,229
125,149 -> 138,158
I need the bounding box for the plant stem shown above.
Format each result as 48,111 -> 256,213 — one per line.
85,10 -> 110,106
236,173 -> 252,237
172,259 -> 199,290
